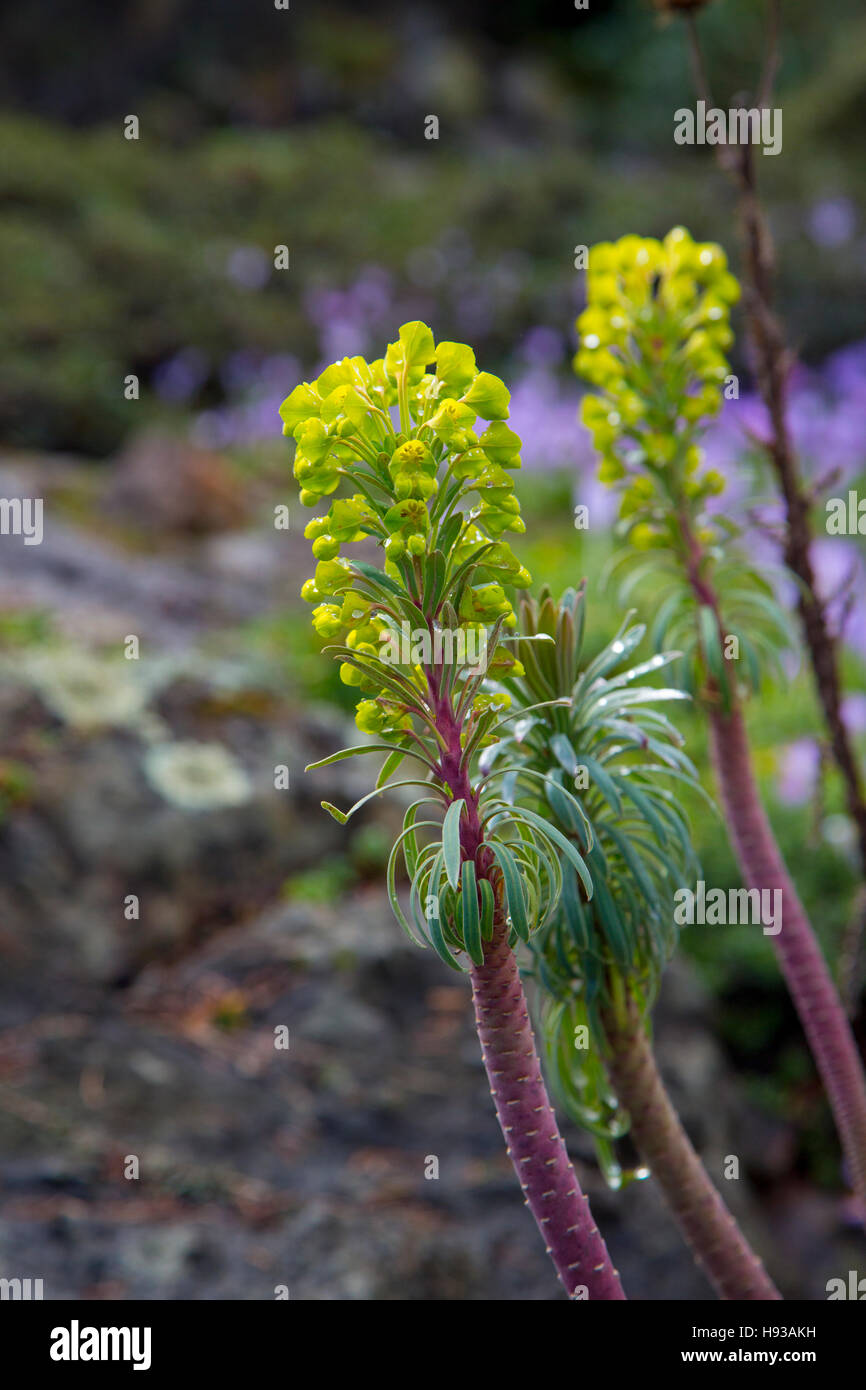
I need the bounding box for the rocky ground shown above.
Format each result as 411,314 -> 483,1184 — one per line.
0,885 -> 790,1301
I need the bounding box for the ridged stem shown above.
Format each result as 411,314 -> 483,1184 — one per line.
470,918 -> 626,1299
708,701 -> 866,1213
429,672 -> 624,1298
676,510 -> 866,1216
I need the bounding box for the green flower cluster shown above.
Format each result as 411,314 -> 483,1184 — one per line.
575,228 -> 740,550
280,322 -> 531,737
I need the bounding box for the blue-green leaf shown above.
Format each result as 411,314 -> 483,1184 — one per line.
461,860 -> 483,965
442,799 -> 465,889
323,779 -> 444,825
376,746 -> 407,788
511,807 -> 594,900
489,841 -> 531,942
306,742 -> 408,772
578,753 -> 624,818
549,732 -> 579,776
479,876 -> 496,940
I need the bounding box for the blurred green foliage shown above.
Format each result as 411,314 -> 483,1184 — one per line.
1,0 -> 865,452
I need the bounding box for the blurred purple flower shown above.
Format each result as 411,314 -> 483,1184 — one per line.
704,346 -> 866,489
519,326 -> 565,370
153,349 -> 209,403
225,246 -> 270,291
508,370 -> 582,471
776,738 -> 821,806
219,351 -> 260,394
841,693 -> 866,734
810,539 -> 866,662
191,410 -> 235,450
506,368 -> 619,526
825,341 -> 866,397
808,197 -> 857,249
304,267 -> 396,364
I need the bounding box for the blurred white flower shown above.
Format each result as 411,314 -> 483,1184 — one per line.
822,814 -> 858,860
22,649 -> 149,730
144,740 -> 253,811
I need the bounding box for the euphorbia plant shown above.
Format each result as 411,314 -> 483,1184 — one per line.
573,228 -> 866,1214
281,322 -> 625,1299
489,584 -> 780,1299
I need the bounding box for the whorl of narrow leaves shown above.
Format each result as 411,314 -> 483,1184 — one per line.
575,229 -> 794,707
285,326 -> 594,968
490,584 -> 707,1178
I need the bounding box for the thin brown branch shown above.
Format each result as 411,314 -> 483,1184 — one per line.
684,11 -> 714,109
839,888 -> 866,1020
679,2 -> 866,896
757,0 -> 781,109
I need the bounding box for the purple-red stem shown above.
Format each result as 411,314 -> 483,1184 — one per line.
681,520 -> 866,1213
708,701 -> 866,1213
428,670 -> 625,1298
471,917 -> 625,1299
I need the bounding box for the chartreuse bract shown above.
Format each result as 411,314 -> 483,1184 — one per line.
281,323 -> 625,1299
574,230 -> 866,1218
490,584 -> 779,1299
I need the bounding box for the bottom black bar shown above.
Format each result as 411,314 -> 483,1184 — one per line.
1,1298 -> 861,1375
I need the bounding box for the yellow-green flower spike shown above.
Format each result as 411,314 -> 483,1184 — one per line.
574,229 -> 741,552
280,323 -> 532,738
